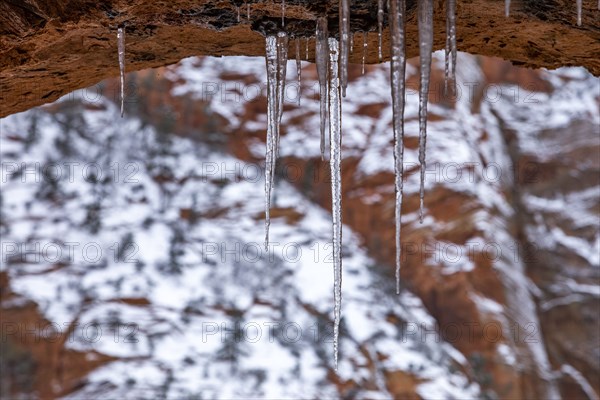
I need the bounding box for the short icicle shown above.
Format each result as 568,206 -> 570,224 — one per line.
505,0 -> 510,17
576,0 -> 582,25
444,0 -> 457,94
247,3 -> 251,20
237,6 -> 240,22
328,36 -> 343,372
295,38 -> 302,106
339,0 -> 350,97
305,37 -> 310,60
378,0 -> 384,62
389,0 -> 406,295
361,32 -> 367,75
281,0 -> 285,27
418,0 -> 433,223
275,32 -> 289,153
316,17 -> 329,160
117,26 -> 125,118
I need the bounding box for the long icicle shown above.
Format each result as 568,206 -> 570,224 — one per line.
263,33 -> 288,250
389,0 -> 406,295
450,0 -> 457,92
295,38 -> 302,106
418,0 -> 433,223
117,26 -> 125,118
444,0 -> 457,94
505,0 -> 510,17
378,0 -> 384,62
316,17 -> 329,160
339,0 -> 350,97
264,35 -> 278,249
328,36 -> 343,372
576,0 -> 582,25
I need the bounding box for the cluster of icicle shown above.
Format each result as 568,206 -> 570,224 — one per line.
262,0 -> 458,370
112,0 -> 589,371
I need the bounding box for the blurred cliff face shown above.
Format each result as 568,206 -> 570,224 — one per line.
1,53 -> 598,400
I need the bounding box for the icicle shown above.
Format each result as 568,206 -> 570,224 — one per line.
282,0 -> 285,27
361,32 -> 367,75
275,32 -> 289,146
264,35 -> 278,249
237,6 -> 240,22
576,0 -> 582,25
305,37 -> 309,60
418,0 -> 433,223
505,0 -> 510,17
316,17 -> 329,161
378,0 -> 384,62
389,0 -> 406,295
263,33 -> 288,249
117,26 -> 125,118
247,3 -> 251,20
350,33 -> 354,54
295,38 -> 302,106
328,36 -> 343,372
339,0 -> 350,97
444,0 -> 457,95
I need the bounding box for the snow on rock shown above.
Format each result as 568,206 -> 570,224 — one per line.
1,87 -> 478,398
2,48 -> 598,399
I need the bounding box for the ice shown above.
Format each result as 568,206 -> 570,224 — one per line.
316,17 -> 330,160
362,32 -> 368,75
389,0 -> 407,294
378,0 -> 384,62
328,37 -> 343,371
295,38 -> 302,106
117,27 -> 125,118
276,32 -> 289,133
305,37 -> 310,60
263,33 -> 288,248
445,0 -> 457,94
417,0 -> 433,223
339,0 -> 350,97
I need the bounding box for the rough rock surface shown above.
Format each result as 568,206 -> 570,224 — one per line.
1,0 -> 599,117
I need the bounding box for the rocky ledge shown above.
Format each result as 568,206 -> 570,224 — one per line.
1,0 -> 599,117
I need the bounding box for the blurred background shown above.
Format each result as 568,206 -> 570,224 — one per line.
1,52 -> 599,399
